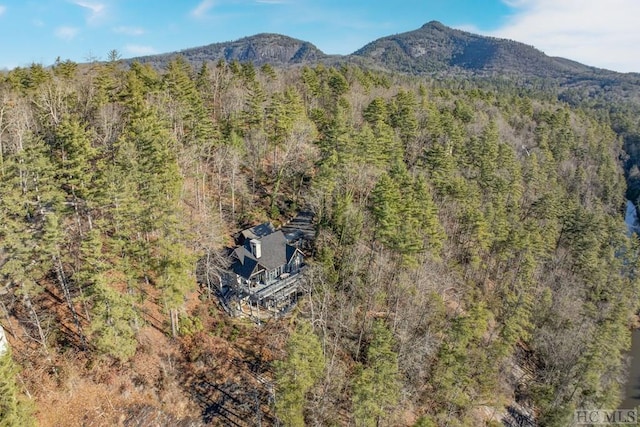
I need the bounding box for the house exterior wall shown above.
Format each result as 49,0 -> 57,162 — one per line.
265,265 -> 286,284
235,257 -> 302,287
287,252 -> 302,274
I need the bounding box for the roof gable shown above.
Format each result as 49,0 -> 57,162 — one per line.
232,247 -> 261,278
286,244 -> 301,263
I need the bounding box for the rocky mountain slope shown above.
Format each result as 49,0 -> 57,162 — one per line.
131,33 -> 329,68
353,21 -> 593,77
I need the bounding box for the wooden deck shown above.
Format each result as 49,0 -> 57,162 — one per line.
244,268 -> 306,304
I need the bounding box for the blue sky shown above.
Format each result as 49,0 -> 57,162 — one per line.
0,0 -> 638,73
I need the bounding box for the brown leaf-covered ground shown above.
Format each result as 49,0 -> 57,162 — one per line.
8,284 -> 289,427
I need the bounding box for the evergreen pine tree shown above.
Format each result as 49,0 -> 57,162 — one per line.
353,320 -> 400,426
0,350 -> 35,427
274,321 -> 324,427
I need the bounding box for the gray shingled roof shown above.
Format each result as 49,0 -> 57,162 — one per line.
240,222 -> 275,242
232,247 -> 261,279
231,229 -> 298,280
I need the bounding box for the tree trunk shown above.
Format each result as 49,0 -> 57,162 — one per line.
170,308 -> 178,337
231,160 -> 236,223
270,167 -> 285,214
54,256 -> 86,349
23,293 -> 48,354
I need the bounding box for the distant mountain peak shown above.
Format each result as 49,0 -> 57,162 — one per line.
420,20 -> 447,30
352,21 -> 596,78
131,33 -> 328,68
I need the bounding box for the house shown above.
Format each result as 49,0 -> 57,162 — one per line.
229,222 -> 306,310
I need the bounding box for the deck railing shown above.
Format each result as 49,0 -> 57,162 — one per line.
245,267 -> 307,303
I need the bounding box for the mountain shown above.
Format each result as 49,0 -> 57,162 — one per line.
131,33 -> 329,68
126,21 -> 633,82
352,21 -> 640,104
352,21 -> 595,78
128,22 -> 640,104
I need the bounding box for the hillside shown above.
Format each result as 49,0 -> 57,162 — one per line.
1,21 -> 640,427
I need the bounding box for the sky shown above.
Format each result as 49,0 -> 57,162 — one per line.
0,0 -> 638,73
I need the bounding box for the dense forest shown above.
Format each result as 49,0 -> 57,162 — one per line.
0,54 -> 639,427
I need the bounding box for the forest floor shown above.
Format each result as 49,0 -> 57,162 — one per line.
7,282 -> 289,427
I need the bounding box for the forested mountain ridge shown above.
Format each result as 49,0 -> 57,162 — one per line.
131,21 -> 640,104
1,22 -> 640,427
353,20 -> 593,77
139,20 -> 640,201
131,33 -> 330,69
354,21 -> 640,110
353,21 -> 606,79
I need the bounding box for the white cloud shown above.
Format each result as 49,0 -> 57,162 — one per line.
0,5 -> 6,16
72,1 -> 106,24
489,0 -> 640,73
55,26 -> 79,41
113,26 -> 144,36
124,44 -> 157,56
191,0 -> 215,18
